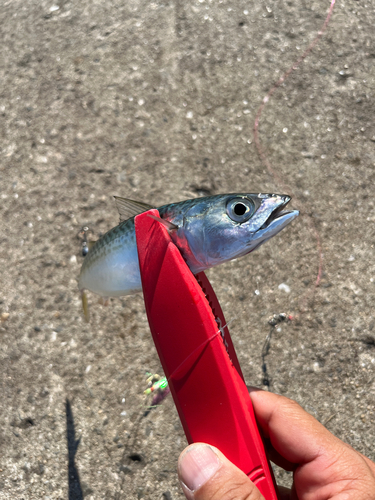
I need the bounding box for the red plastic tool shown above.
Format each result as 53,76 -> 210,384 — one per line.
135,210 -> 279,500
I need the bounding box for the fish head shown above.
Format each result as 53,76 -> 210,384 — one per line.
171,193 -> 299,273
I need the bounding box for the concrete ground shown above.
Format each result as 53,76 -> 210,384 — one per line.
1,0 -> 375,498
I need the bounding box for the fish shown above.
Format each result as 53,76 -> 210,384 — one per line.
78,193 -> 298,317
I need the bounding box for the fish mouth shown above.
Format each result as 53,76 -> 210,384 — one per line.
259,197 -> 295,231
242,197 -> 299,256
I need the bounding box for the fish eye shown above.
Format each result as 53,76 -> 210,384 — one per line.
226,198 -> 254,223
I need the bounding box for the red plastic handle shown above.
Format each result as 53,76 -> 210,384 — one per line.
135,210 -> 279,499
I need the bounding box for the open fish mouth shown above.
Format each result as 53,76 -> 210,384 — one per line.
241,195 -> 299,256
259,196 -> 295,231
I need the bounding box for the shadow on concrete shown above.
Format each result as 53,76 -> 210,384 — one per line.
66,399 -> 84,500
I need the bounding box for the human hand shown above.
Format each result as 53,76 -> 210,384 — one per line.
177,389 -> 375,499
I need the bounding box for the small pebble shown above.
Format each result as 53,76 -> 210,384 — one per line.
278,283 -> 291,293
1,312 -> 9,322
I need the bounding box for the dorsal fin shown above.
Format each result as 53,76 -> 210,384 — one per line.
114,196 -> 155,222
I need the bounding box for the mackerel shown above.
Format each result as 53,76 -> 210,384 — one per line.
79,193 -> 298,300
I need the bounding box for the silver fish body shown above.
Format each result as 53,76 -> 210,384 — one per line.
78,193 -> 299,298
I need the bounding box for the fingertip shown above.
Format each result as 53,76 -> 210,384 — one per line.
248,388 -> 286,422
178,443 -> 265,500
178,443 -> 221,495
246,385 -> 263,393
248,388 -> 297,415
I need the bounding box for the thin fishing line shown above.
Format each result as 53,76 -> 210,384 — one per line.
217,316 -> 238,335
166,313 -> 238,384
147,314 -> 239,407
253,0 -> 336,311
166,330 -> 221,385
143,330 -> 222,409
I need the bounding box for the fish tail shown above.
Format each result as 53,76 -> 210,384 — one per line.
81,290 -> 89,322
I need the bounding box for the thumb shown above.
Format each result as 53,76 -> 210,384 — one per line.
178,443 -> 265,500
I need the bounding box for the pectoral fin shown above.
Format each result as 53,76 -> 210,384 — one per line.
147,214 -> 178,232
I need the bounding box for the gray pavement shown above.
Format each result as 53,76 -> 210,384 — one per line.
1,0 -> 375,498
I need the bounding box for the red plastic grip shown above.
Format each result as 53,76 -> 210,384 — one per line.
135,210 -> 279,499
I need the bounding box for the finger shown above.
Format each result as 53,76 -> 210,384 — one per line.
261,437 -> 297,471
178,443 -> 265,500
248,389 -> 343,465
357,451 -> 375,477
